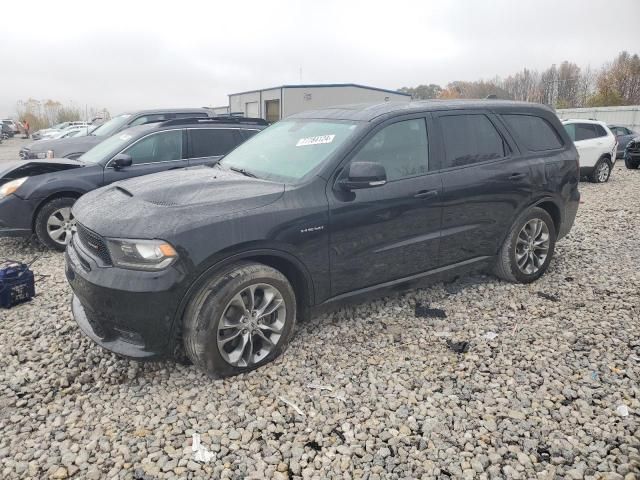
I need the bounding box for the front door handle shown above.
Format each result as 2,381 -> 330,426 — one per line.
414,189 -> 439,199
509,172 -> 526,181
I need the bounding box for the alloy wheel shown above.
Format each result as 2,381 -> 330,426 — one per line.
597,162 -> 610,182
47,207 -> 76,246
515,218 -> 550,275
217,283 -> 287,367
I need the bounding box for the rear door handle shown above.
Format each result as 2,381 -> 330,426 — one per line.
509,173 -> 526,181
414,189 -> 439,199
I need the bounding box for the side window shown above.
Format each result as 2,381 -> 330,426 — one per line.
563,123 -> 576,141
122,130 -> 183,164
574,124 -> 597,141
502,114 -> 563,151
593,125 -> 608,138
351,118 -> 428,181
189,129 -> 240,158
242,129 -> 260,140
128,114 -> 169,127
440,114 -> 505,168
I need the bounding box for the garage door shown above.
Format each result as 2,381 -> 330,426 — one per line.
245,102 -> 259,118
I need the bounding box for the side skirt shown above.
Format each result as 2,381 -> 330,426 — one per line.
317,255 -> 492,308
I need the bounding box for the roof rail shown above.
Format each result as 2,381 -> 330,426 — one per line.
159,116 -> 268,127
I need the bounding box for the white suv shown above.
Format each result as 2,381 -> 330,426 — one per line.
562,119 -> 617,183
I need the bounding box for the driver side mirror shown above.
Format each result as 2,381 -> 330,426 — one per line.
339,161 -> 387,190
111,153 -> 132,170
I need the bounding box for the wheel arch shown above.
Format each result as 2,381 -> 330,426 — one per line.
533,198 -> 562,235
170,248 -> 315,348
31,190 -> 85,232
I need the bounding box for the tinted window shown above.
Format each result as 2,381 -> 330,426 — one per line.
351,119 -> 428,181
123,130 -> 183,164
242,129 -> 260,140
190,129 -> 239,158
593,124 -> 608,138
567,123 -> 597,141
129,114 -> 169,127
440,114 -> 505,167
503,114 -> 562,151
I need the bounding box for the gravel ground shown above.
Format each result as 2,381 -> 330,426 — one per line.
0,139 -> 639,479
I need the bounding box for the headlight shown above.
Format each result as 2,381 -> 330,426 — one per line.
46,150 -> 54,159
0,177 -> 28,198
106,238 -> 177,271
36,152 -> 47,159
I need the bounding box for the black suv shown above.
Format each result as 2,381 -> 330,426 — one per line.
19,108 -> 212,160
66,100 -> 580,377
0,117 -> 265,249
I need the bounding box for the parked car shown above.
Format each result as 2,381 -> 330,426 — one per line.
0,117 -> 265,249
608,124 -> 637,158
624,136 -> 640,169
31,121 -> 92,141
562,119 -> 617,183
1,122 -> 13,138
2,119 -> 19,136
20,108 -> 212,160
65,100 -> 580,377
37,125 -> 96,141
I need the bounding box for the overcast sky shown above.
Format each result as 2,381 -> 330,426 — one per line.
2,0 -> 638,117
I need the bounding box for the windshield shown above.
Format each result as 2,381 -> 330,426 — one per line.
79,131 -> 136,164
219,119 -> 359,182
90,114 -> 132,137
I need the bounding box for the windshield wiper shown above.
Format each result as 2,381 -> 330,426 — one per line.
229,166 -> 257,178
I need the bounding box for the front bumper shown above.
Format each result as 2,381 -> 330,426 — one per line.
65,233 -> 187,359
0,194 -> 36,237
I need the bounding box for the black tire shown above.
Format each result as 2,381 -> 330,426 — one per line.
183,262 -> 297,378
589,157 -> 612,183
494,207 -> 557,284
625,156 -> 640,169
34,197 -> 77,251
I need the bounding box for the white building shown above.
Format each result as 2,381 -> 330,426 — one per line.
556,105 -> 640,130
226,83 -> 411,123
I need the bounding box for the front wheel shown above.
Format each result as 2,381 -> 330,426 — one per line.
494,207 -> 557,284
34,197 -> 77,251
625,156 -> 640,169
590,158 -> 611,183
183,262 -> 297,378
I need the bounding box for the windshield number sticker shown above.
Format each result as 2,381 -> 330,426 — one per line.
296,135 -> 335,147
119,134 -> 132,141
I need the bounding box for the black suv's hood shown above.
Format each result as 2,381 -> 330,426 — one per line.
0,158 -> 85,182
73,167 -> 285,238
25,135 -> 102,153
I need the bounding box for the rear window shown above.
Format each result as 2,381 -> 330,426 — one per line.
440,114 -> 506,168
503,114 -> 563,151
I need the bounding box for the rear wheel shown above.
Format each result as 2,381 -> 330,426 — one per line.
494,207 -> 556,284
34,197 -> 77,251
183,262 -> 297,378
590,158 -> 611,183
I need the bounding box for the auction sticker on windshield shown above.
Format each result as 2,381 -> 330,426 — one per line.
296,135 -> 335,147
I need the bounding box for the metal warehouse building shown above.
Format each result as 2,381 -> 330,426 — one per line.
227,83 -> 411,123
556,105 -> 640,130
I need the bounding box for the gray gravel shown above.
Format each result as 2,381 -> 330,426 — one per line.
1,138 -> 639,479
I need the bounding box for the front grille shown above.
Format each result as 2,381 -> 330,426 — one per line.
76,223 -> 112,266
